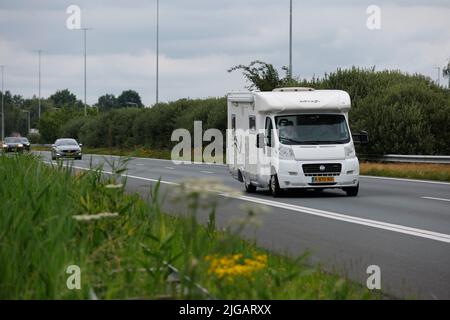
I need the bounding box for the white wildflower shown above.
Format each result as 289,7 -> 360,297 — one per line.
73,212 -> 119,221
104,183 -> 123,189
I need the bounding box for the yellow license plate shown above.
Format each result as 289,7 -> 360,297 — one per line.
312,176 -> 335,183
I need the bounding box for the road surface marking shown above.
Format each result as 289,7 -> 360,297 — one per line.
231,195 -> 450,244
362,175 -> 450,186
421,196 -> 450,203
165,166 -> 175,170
200,171 -> 214,174
42,160 -> 450,244
38,151 -> 450,186
136,163 -> 145,166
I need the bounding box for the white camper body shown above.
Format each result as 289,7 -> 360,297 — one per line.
226,88 -> 360,196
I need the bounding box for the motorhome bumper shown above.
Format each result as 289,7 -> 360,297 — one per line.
276,159 -> 359,189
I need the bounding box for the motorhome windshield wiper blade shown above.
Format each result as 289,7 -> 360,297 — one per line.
280,137 -> 304,144
301,140 -> 346,145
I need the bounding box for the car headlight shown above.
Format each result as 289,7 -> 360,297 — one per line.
2,144 -> 7,148
345,144 -> 356,158
17,144 -> 23,147
279,146 -> 295,160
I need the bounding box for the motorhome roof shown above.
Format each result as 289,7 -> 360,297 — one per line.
227,90 -> 351,113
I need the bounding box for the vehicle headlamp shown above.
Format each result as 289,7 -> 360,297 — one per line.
344,144 -> 355,158
279,146 -> 295,160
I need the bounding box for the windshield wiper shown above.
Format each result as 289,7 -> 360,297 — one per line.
301,140 -> 347,145
280,137 -> 304,144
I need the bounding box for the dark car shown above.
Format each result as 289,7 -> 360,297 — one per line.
20,137 -> 31,151
2,137 -> 26,153
51,138 -> 83,160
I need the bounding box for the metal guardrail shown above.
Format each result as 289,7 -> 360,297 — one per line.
31,144 -> 52,147
31,144 -> 450,164
360,154 -> 450,164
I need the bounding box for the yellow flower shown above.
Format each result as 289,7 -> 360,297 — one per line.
204,253 -> 267,281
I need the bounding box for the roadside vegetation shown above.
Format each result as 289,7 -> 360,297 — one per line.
4,66 -> 449,157
0,154 -> 380,299
360,162 -> 450,182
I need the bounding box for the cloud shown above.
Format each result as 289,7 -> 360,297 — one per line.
0,0 -> 449,105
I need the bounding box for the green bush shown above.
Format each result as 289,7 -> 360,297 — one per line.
35,68 -> 450,155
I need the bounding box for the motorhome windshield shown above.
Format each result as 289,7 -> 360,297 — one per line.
275,114 -> 350,145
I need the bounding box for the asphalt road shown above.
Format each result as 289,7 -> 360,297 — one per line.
36,151 -> 450,299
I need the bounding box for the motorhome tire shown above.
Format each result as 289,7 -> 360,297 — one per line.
270,174 -> 283,197
344,184 -> 359,197
243,174 -> 256,193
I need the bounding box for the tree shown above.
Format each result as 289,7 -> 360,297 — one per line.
228,60 -> 294,91
38,108 -> 83,142
97,94 -> 118,111
117,90 -> 143,108
49,89 -> 77,107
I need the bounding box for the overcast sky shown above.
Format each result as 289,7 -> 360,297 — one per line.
0,0 -> 449,106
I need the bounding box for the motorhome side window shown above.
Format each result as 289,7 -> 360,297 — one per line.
231,114 -> 236,131
265,117 -> 273,147
249,116 -> 256,131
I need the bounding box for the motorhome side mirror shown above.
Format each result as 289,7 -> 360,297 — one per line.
51,144 -> 55,148
79,143 -> 83,147
352,131 -> 369,145
256,133 -> 265,148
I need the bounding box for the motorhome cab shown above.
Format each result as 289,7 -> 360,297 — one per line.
227,87 -> 367,197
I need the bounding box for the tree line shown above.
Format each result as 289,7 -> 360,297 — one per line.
2,64 -> 449,155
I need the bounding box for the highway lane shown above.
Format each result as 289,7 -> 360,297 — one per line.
36,151 -> 450,299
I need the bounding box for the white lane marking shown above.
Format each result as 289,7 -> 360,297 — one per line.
165,166 -> 175,170
136,164 -> 145,166
230,195 -> 450,244
42,160 -> 450,244
200,171 -> 214,174
421,196 -> 450,203
361,175 -> 450,186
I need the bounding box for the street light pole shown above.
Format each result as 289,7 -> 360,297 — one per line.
289,0 -> 293,79
81,28 -> 92,116
434,66 -> 440,86
38,50 -> 42,119
1,65 -> 4,142
156,0 -> 159,107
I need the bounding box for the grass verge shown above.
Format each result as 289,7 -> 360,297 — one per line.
0,154 -> 380,299
360,162 -> 450,182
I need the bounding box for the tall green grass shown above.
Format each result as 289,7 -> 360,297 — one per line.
0,154 -> 380,299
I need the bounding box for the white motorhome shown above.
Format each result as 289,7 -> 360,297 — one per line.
226,87 -> 367,197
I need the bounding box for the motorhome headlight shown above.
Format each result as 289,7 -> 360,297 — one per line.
279,146 -> 295,160
344,144 -> 355,158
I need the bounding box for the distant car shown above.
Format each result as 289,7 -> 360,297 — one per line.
51,138 -> 83,160
20,137 -> 31,151
2,137 -> 25,153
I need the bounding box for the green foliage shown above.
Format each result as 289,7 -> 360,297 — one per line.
96,94 -> 118,111
49,89 -> 78,108
79,108 -> 141,147
298,67 -> 450,155
38,108 -> 84,143
60,117 -> 87,141
5,66 -> 449,156
117,89 -> 143,108
228,63 -> 450,154
228,60 -> 285,91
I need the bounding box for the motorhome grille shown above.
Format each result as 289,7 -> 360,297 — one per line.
302,163 -> 342,174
